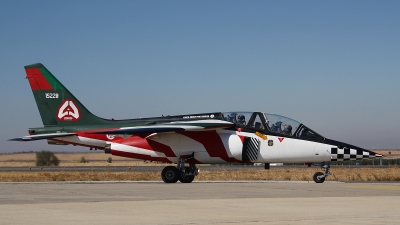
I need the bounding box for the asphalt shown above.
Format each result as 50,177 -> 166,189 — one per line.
1,181 -> 399,224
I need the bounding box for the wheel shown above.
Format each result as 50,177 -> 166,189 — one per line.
313,172 -> 325,183
161,166 -> 179,183
178,172 -> 195,183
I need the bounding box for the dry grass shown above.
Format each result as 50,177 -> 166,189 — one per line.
1,168 -> 399,182
1,151 -> 399,182
0,152 -> 166,167
0,171 -> 160,182
197,168 -> 400,182
375,150 -> 400,159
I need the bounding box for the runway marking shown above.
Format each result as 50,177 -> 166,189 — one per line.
346,185 -> 400,191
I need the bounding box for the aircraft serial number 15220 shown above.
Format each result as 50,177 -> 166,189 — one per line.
10,63 -> 382,183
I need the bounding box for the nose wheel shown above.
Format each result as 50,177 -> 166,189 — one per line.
313,162 -> 331,183
313,172 -> 325,183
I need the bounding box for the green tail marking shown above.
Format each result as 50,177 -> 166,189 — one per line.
25,63 -> 110,127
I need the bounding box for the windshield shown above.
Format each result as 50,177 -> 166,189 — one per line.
222,111 -> 324,139
296,126 -> 325,140
264,114 -> 301,136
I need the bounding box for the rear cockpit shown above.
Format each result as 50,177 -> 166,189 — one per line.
222,111 -> 325,141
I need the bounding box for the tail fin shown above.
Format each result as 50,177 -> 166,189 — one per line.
25,63 -> 108,126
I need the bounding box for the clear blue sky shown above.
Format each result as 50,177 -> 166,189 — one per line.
1,0 -> 399,153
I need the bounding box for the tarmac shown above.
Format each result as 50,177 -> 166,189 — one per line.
1,181 -> 400,224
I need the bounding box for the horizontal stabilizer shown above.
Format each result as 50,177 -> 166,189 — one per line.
8,133 -> 76,141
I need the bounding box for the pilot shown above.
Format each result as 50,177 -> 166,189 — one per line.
237,114 -> 246,125
283,125 -> 292,135
300,128 -> 309,138
229,113 -> 237,123
271,121 -> 282,133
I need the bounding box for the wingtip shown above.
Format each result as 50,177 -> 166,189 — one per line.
8,137 -> 28,141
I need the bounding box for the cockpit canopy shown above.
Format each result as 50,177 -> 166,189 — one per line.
222,112 -> 324,140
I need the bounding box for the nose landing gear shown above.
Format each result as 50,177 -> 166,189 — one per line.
313,162 -> 331,183
161,153 -> 199,183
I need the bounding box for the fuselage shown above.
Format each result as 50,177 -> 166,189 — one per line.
38,111 -> 379,164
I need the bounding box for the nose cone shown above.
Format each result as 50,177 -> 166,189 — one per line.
330,147 -> 382,162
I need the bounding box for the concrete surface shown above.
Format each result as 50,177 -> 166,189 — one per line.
1,181 -> 399,224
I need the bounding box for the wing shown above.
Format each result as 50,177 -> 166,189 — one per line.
92,119 -> 234,135
8,133 -> 76,141
9,120 -> 234,141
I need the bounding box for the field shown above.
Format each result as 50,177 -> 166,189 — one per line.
0,168 -> 399,182
0,152 -> 161,167
0,151 -> 399,182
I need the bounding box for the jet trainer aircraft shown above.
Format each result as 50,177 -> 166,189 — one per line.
10,63 -> 382,183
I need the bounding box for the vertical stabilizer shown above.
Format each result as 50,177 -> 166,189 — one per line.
25,63 -> 108,126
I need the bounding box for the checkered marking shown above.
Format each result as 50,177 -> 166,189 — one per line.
330,147 -> 377,161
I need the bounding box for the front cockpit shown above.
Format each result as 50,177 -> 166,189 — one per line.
222,112 -> 325,141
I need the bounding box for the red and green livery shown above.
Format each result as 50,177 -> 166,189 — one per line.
10,63 -> 382,183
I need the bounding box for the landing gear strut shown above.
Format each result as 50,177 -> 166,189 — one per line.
161,153 -> 199,183
313,162 -> 331,183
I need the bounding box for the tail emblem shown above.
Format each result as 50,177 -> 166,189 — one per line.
57,100 -> 80,121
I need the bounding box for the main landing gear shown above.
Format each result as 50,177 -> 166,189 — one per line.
161,153 -> 199,183
313,162 -> 331,183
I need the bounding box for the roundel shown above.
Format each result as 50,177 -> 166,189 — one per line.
106,134 -> 115,140
57,99 -> 81,121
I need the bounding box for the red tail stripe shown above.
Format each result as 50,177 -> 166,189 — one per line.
25,68 -> 52,90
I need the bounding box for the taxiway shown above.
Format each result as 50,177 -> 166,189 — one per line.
1,181 -> 399,224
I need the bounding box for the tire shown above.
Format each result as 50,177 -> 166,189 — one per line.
161,166 -> 179,183
178,173 -> 195,183
313,172 -> 325,183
